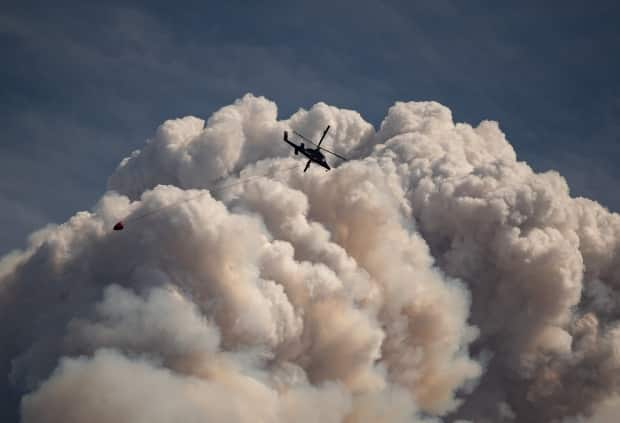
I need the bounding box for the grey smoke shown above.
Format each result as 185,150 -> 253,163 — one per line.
1,94 -> 619,422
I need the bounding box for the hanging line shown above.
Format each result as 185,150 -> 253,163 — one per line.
112,163 -> 301,231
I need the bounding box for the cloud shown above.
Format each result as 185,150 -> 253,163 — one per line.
3,94 -> 620,422
563,395 -> 620,423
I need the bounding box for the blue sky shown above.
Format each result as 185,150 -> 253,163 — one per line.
1,0 -> 619,256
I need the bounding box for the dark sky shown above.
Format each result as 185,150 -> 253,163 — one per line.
1,0 -> 619,256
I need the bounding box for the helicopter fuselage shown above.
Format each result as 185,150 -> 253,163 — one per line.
284,129 -> 341,172
298,145 -> 330,170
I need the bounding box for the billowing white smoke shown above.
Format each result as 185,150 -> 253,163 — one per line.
2,94 -> 620,422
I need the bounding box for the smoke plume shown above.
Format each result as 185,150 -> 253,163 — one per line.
2,94 -> 620,422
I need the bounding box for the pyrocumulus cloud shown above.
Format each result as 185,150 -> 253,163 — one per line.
2,94 -> 620,422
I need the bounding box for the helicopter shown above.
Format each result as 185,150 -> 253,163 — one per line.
283,125 -> 348,172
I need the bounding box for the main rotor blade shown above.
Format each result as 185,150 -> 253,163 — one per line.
292,131 -> 317,146
292,128 -> 346,161
318,146 -> 348,161
318,125 -> 330,146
